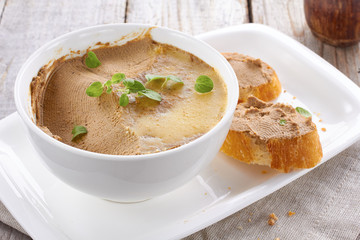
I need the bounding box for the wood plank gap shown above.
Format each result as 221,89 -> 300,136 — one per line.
247,0 -> 253,23
124,0 -> 129,23
0,0 -> 8,25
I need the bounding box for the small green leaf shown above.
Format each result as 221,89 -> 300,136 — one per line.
119,93 -> 129,106
145,74 -> 165,82
145,74 -> 183,88
279,119 -> 287,126
86,81 -> 104,97
166,75 -> 183,83
127,80 -> 146,93
111,73 -> 126,84
71,125 -> 88,141
295,107 -> 312,118
106,86 -> 112,94
123,78 -> 135,88
195,75 -> 214,93
104,80 -> 113,94
104,80 -> 112,88
85,51 -> 101,68
138,89 -> 162,101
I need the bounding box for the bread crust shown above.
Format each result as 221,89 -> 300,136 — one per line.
221,97 -> 323,173
239,72 -> 282,103
222,53 -> 282,102
221,125 -> 323,173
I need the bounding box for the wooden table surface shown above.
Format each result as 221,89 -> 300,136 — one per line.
0,0 -> 359,239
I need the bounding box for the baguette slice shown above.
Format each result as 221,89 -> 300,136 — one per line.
221,97 -> 323,173
222,53 -> 282,102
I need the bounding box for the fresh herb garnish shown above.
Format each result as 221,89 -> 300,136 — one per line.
138,89 -> 162,101
111,73 -> 126,83
124,79 -> 146,93
145,74 -> 183,88
195,75 -> 213,93
86,73 -> 162,106
104,80 -> 113,94
71,125 -> 88,141
86,72 -> 126,97
119,79 -> 161,103
86,81 -> 104,97
295,107 -> 312,118
279,119 -> 287,126
119,93 -> 129,106
85,51 -> 101,68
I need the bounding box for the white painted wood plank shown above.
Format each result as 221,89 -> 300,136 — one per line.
126,0 -> 249,35
0,0 -> 127,119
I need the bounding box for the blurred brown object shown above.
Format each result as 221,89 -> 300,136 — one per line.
304,0 -> 360,47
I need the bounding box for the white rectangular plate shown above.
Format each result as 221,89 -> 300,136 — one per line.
1,24 -> 360,240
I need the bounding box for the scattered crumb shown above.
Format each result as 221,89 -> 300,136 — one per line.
269,213 -> 278,220
236,226 -> 243,230
292,96 -> 296,99
261,170 -> 267,174
319,119 -> 322,122
249,212 -> 253,216
228,187 -> 231,190
248,218 -> 252,222
321,128 -> 327,132
284,90 -> 287,93
316,112 -> 321,117
268,213 -> 278,226
288,211 -> 296,216
268,218 -> 276,226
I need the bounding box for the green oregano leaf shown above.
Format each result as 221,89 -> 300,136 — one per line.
138,89 -> 162,101
71,125 -> 88,141
166,75 -> 183,83
104,80 -> 112,88
145,75 -> 165,82
104,80 -> 113,94
85,73 -> 166,107
119,93 -> 129,106
127,80 -> 146,93
145,74 -> 183,88
85,51 -> 101,68
195,75 -> 213,93
295,107 -> 312,118
111,73 -> 126,84
279,119 -> 287,126
86,81 -> 104,97
123,78 -> 135,88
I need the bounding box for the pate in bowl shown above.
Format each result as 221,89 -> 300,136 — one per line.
14,24 -> 238,202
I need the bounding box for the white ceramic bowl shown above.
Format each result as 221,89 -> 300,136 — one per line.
14,24 -> 238,202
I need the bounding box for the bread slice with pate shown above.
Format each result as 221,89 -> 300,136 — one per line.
221,97 -> 323,173
222,53 -> 282,102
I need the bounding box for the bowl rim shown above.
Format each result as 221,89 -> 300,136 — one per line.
14,23 -> 239,162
